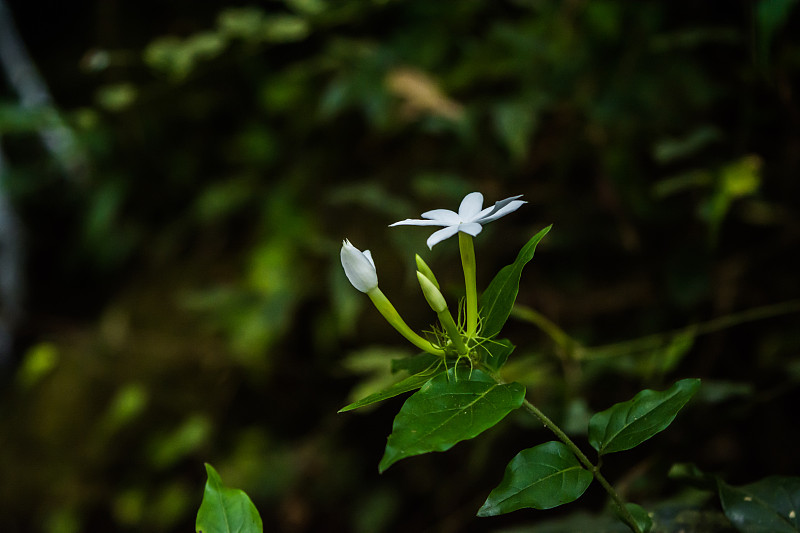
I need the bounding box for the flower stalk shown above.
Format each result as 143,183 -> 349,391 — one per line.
341,239 -> 445,356
459,232 -> 478,337
367,287 -> 445,356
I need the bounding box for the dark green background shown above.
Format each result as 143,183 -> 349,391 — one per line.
1,1 -> 798,531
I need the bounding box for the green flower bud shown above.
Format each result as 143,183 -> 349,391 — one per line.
415,254 -> 440,289
417,271 -> 447,313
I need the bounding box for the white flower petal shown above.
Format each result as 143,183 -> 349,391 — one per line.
458,192 -> 484,220
474,204 -> 497,220
389,218 -> 448,227
457,222 -> 483,237
390,192 -> 525,247
476,198 -> 526,224
363,249 -> 375,269
426,225 -> 460,249
421,209 -> 462,224
341,240 -> 379,292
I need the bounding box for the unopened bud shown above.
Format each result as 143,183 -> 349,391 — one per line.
415,254 -> 440,289
417,271 -> 447,313
341,239 -> 378,293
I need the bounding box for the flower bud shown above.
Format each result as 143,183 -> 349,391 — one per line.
417,271 -> 447,313
415,254 -> 440,289
341,239 -> 378,293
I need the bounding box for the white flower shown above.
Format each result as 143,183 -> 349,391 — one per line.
389,192 -> 526,249
340,239 -> 379,293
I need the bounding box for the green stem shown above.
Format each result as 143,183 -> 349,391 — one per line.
367,288 -> 446,356
459,232 -> 478,337
583,299 -> 800,360
484,367 -> 642,533
519,399 -> 641,533
511,305 -> 579,356
513,299 -> 800,362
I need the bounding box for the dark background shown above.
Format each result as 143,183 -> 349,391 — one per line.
1,1 -> 799,531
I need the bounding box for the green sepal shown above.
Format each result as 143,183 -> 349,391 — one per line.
196,463 -> 263,533
479,225 -> 552,339
588,378 -> 700,455
477,441 -> 593,516
379,367 -> 525,472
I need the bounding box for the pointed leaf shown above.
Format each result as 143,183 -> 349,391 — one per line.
718,476 -> 800,533
480,225 -> 552,339
379,367 -> 525,472
589,378 -> 700,455
477,441 -> 593,516
196,463 -> 263,533
338,371 -> 440,413
390,352 -> 441,375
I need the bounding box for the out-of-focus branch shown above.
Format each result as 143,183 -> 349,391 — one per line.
0,145 -> 23,366
0,0 -> 88,179
0,0 -> 91,366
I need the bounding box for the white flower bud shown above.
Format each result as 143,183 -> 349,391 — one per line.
340,239 -> 378,293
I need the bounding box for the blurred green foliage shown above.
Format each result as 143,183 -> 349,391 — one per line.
1,0 -> 799,531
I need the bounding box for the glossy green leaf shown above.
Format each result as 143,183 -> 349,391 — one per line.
589,378 -> 700,455
338,371 -> 439,413
390,352 -> 442,375
477,441 -> 593,516
378,367 -> 525,472
623,503 -> 654,533
196,463 -> 263,533
718,476 -> 800,533
479,225 -> 552,339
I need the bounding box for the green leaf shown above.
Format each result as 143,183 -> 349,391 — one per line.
196,463 -> 263,533
378,367 -> 525,472
477,441 -> 593,516
476,338 -> 515,371
390,352 -> 441,375
718,476 -> 800,533
588,378 -> 700,455
623,503 -> 654,533
338,371 -> 439,413
479,225 -> 552,339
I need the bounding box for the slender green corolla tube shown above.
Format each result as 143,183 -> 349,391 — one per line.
459,232 -> 478,336
341,239 -> 445,356
367,287 -> 446,356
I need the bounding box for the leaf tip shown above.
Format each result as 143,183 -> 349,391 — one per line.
377,455 -> 392,474
476,502 -> 496,517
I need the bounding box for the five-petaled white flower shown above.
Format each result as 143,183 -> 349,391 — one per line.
390,192 -> 526,249
340,239 -> 379,293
